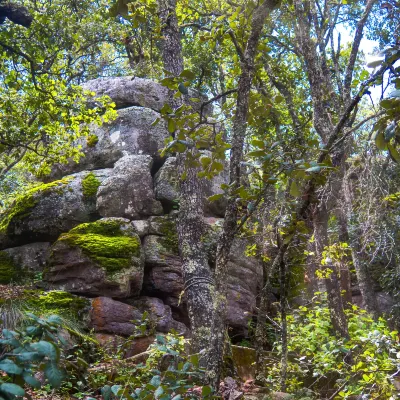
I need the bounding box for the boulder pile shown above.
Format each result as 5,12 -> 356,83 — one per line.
0,77 -> 262,347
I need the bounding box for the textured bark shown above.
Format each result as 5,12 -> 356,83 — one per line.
157,0 -> 183,76
313,204 -> 349,339
0,2 -> 33,27
343,173 -> 380,319
157,0 -> 213,356
206,0 -> 280,388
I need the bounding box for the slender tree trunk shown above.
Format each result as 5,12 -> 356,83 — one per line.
206,1 -> 279,388
279,257 -> 288,392
343,173 -> 380,319
313,204 -> 349,339
335,206 -> 353,307
157,0 -> 214,356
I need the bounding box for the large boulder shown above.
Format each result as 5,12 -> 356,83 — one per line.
90,296 -> 186,336
44,218 -> 144,298
141,216 -> 263,332
90,297 -> 143,336
142,235 -> 183,299
49,106 -> 170,178
154,157 -> 228,217
126,297 -> 187,334
0,242 -> 50,283
0,170 -> 111,248
82,76 -> 209,113
97,155 -> 163,219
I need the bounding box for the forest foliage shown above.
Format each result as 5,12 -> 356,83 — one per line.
1,0 -> 400,399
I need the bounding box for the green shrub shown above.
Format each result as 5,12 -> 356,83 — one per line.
0,313 -> 66,399
266,295 -> 400,399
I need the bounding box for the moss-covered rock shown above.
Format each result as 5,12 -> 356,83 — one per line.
0,170 -> 112,249
44,218 -> 144,298
0,251 -> 17,284
81,172 -> 101,198
0,178 -> 72,235
26,290 -> 91,321
86,134 -> 99,148
60,219 -> 141,275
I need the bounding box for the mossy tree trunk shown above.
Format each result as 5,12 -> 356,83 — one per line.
156,0 -> 214,357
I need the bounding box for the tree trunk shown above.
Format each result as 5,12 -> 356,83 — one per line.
157,0 -> 214,356
335,206 -> 353,307
343,173 -> 380,319
206,0 -> 279,388
313,204 -> 349,339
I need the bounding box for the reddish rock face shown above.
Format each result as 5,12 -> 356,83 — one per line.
90,296 -> 187,337
90,297 -> 142,336
94,333 -> 155,359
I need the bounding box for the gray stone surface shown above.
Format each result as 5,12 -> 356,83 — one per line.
49,106 -> 170,178
97,155 -> 163,219
2,242 -> 51,274
83,76 -> 210,113
0,170 -> 111,248
154,157 -> 228,217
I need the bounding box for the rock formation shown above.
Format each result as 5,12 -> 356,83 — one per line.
0,77 -> 263,345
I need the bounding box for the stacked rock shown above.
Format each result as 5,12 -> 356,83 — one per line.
0,77 -> 262,347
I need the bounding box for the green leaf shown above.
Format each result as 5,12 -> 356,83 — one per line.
0,360 -> 23,375
154,386 -> 164,398
306,166 -> 322,173
44,362 -> 64,388
111,385 -> 122,395
374,129 -> 387,150
101,385 -> 112,400
31,341 -> 59,361
208,193 -> 224,202
178,82 -> 189,95
22,373 -> 41,389
247,150 -> 266,157
389,89 -> 400,98
179,69 -> 196,80
202,386 -> 212,397
0,383 -> 25,397
290,181 -> 301,197
388,143 -> 400,163
150,376 -> 161,387
168,118 -> 176,133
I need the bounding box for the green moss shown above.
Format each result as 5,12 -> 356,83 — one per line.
153,217 -> 179,253
0,251 -> 17,284
86,134 -> 99,148
81,172 -> 101,198
59,220 -> 141,275
0,178 -> 72,234
24,290 -> 90,320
